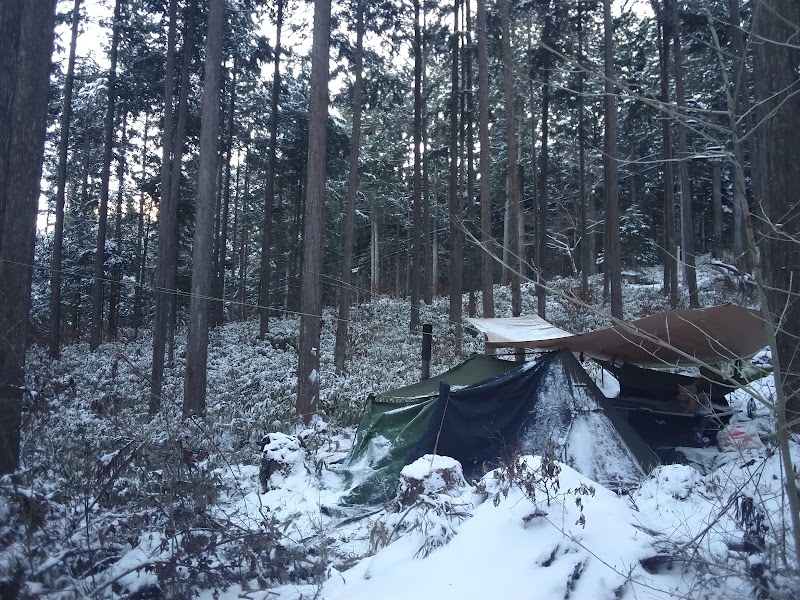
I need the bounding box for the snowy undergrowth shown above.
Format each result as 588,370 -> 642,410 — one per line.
3,260 -> 796,599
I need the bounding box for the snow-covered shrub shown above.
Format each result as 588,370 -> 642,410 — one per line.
395,454 -> 469,508
633,454 -> 799,599
371,455 -> 472,558
259,432 -> 308,491
476,446 -> 596,533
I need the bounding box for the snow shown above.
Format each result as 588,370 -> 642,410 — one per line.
9,272 -> 799,599
519,362 -> 645,488
467,314 -> 573,344
319,457 -> 669,600
400,454 -> 461,481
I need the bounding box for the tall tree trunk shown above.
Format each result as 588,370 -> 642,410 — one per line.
603,0 -> 622,319
669,0 -> 699,308
422,5 -> 432,306
755,0 -> 800,429
49,0 -> 81,359
371,202 -> 379,296
334,0 -> 364,373
502,193 -> 510,285
212,66 -> 236,327
395,244 -> 402,298
73,139 -> 91,333
528,18 -> 538,283
166,0 -> 196,363
577,0 -> 589,296
288,161 -> 305,313
0,0 -> 57,475
750,0 -> 800,564
183,0 -> 225,418
237,144 -> 250,320
259,0 -> 284,337
90,0 -> 122,350
409,0 -> 422,332
296,0 -> 331,421
150,0 -> 179,413
464,0 -> 477,316
448,0 -> 463,356
477,0 -> 493,322
432,173 -> 439,294
230,148 -> 241,318
500,0 -> 521,335
108,111 -> 127,335
712,158 -> 722,259
134,114 -> 149,333
211,135 -> 223,323
653,6 -> 679,306
537,69 -> 550,318
727,0 -> 754,273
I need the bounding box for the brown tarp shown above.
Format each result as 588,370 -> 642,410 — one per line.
467,305 -> 768,367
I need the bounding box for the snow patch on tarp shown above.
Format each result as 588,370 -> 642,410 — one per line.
409,350 -> 650,490
523,363 -> 645,488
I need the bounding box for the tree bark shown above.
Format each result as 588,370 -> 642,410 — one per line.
296,0 -> 331,421
432,174 -> 438,294
653,6 -> 679,306
755,0 -> 800,430
49,0 -> 82,359
603,0 -> 622,319
183,0 -> 225,418
712,159 -> 722,259
448,0 -> 463,356
212,67 -> 236,327
577,1 -> 589,296
90,0 -> 122,350
73,138 -> 92,333
133,114 -> 149,333
371,203 -> 379,296
288,158 -> 305,313
109,111 -> 127,335
668,0 -> 699,308
537,69 -> 550,319
421,6 -> 432,306
477,0 -> 493,323
464,0 -> 477,317
752,0 -> 800,563
237,144 -> 250,320
500,0 -> 521,334
0,0 -> 56,475
727,0 -> 754,273
528,17 -> 538,283
409,0 -> 422,333
150,0 -> 179,413
258,0 -> 285,338
166,0 -> 196,364
334,0 -> 364,373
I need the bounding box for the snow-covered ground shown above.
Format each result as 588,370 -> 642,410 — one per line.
3,266 -> 799,599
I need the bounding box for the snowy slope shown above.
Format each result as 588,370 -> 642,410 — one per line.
7,274 -> 799,600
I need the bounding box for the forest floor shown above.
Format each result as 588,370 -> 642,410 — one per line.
3,257 -> 799,599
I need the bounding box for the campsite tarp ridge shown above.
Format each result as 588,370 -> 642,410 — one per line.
467,305 -> 768,367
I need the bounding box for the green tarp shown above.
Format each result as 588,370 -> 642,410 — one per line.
340,354 -> 518,505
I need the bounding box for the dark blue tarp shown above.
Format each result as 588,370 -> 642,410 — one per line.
408,350 -> 656,488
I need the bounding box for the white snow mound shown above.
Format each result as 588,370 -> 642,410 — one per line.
321,455 -> 676,600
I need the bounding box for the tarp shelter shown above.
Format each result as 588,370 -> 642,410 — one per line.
467,305 -> 768,367
601,361 -> 740,449
340,354 -> 519,505
341,350 -> 657,505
